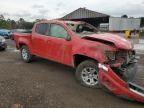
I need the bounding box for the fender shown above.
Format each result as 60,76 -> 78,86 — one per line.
72,44 -> 108,63
18,37 -> 33,54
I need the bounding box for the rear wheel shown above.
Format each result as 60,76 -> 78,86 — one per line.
20,45 -> 33,63
76,60 -> 100,88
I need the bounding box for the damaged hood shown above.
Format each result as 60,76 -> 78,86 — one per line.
81,33 -> 133,50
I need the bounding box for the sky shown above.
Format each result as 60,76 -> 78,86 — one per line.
0,0 -> 144,21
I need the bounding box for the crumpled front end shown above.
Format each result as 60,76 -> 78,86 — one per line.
98,50 -> 144,103
104,50 -> 137,81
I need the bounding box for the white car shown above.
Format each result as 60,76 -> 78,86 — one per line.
0,36 -> 7,50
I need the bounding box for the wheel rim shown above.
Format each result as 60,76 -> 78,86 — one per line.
22,49 -> 28,60
81,67 -> 98,86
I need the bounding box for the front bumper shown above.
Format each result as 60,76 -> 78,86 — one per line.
0,42 -> 7,50
98,65 -> 144,103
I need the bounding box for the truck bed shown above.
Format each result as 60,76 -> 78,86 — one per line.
14,32 -> 32,49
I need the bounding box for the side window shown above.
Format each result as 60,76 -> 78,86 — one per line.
50,24 -> 68,39
35,23 -> 49,35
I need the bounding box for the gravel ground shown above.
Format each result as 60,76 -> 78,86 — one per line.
0,39 -> 143,108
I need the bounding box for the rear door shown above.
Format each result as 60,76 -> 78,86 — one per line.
32,23 -> 49,57
46,23 -> 72,65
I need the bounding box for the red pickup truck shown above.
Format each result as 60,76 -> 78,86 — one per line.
14,20 -> 144,103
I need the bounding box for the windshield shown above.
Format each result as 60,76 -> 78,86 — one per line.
66,22 -> 97,34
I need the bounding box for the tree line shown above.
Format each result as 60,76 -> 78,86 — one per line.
0,15 -> 35,30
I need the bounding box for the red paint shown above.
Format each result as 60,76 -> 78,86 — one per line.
84,33 -> 133,50
99,65 -> 144,103
13,20 -> 144,103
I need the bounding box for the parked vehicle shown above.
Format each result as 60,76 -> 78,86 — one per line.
0,29 -> 12,39
0,36 -> 7,50
109,17 -> 140,31
13,20 -> 144,103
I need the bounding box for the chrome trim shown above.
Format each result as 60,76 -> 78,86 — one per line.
129,88 -> 144,97
98,63 -> 108,72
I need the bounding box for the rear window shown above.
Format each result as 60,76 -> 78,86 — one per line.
35,23 -> 49,35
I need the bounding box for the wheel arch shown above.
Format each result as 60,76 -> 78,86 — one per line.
18,42 -> 33,55
73,54 -> 98,68
19,43 -> 27,48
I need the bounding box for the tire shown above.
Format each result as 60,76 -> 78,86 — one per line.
119,63 -> 137,82
75,60 -> 100,88
20,45 -> 33,63
2,48 -> 6,51
0,48 -> 6,51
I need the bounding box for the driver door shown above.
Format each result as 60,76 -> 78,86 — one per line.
46,23 -> 72,65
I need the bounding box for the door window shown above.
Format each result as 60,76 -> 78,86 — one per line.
50,24 -> 68,39
35,23 -> 49,35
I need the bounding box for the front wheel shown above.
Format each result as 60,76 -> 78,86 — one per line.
75,60 -> 100,88
20,45 -> 33,63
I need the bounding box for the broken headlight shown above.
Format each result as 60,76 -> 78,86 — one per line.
106,51 -> 116,61
117,50 -> 136,64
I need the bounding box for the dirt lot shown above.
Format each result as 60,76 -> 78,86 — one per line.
0,39 -> 143,108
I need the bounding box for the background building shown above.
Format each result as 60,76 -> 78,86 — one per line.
61,8 -> 141,32
61,8 -> 109,27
